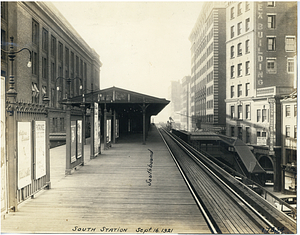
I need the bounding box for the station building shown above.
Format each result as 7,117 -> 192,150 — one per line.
225,1 -> 297,191
189,2 -> 227,132
1,1 -> 102,135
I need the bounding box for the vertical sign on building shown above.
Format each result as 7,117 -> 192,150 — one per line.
269,98 -> 275,155
257,2 -> 264,87
1,76 -> 6,212
94,103 -> 99,157
77,120 -> 82,158
35,121 -> 46,179
116,119 -> 119,138
71,121 -> 76,163
17,122 -> 32,189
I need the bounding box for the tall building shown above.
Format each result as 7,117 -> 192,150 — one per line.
1,2 -> 102,134
189,2 -> 226,132
168,80 -> 181,129
180,76 -> 191,131
225,1 -> 297,191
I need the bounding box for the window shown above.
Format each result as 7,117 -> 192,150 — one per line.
238,43 -> 242,56
262,132 -> 266,137
231,86 -> 234,98
238,2 -> 242,15
294,105 -> 297,117
42,57 -> 47,79
231,65 -> 235,78
51,35 -> 56,57
231,26 -> 234,38
231,45 -> 234,58
267,1 -> 275,7
58,42 -> 63,62
246,105 -> 250,119
245,18 -> 250,31
231,126 -> 235,137
267,37 -> 276,51
238,22 -> 242,35
238,127 -> 243,139
245,61 -> 250,75
286,125 -> 291,137
246,83 -> 250,96
42,28 -> 48,51
231,7 -> 235,19
262,109 -> 267,122
246,127 -> 250,143
32,51 -> 38,75
245,39 -> 250,53
238,63 -> 242,77
287,58 -> 295,73
238,105 -> 243,119
1,29 -> 6,60
257,109 -> 261,122
294,126 -> 297,139
231,106 -> 235,119
267,15 -> 276,29
238,84 -> 242,97
266,58 -> 277,74
286,105 -> 291,117
51,62 -> 55,82
245,1 -> 250,11
32,20 -> 39,45
285,36 -> 296,52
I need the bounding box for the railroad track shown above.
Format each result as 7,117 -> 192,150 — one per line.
158,128 -> 296,234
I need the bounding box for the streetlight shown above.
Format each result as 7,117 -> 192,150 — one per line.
2,36 -> 32,96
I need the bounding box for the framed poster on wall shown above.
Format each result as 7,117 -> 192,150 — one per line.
17,122 -> 32,189
34,121 -> 46,179
94,103 -> 99,156
107,119 -> 111,142
77,120 -> 82,158
71,121 -> 76,163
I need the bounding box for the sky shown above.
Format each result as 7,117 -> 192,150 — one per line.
51,1 -> 204,122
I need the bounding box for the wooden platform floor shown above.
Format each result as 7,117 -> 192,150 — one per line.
1,126 -> 211,234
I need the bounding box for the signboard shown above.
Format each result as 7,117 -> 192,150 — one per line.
18,122 -> 32,189
269,98 -> 275,152
116,119 -> 119,138
71,121 -> 76,163
256,2 -> 264,87
257,137 -> 267,146
35,121 -> 46,179
94,103 -> 99,156
1,76 -> 6,212
107,119 -> 111,142
77,120 -> 82,158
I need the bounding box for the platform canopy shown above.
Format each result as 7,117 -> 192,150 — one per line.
69,86 -> 170,116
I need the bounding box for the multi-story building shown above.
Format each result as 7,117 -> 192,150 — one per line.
180,76 -> 191,131
168,80 -> 181,129
281,90 -> 297,194
1,2 -> 102,134
225,1 -> 297,191
189,2 -> 226,132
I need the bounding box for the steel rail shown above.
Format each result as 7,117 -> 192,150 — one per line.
160,128 -> 282,234
157,127 -> 218,234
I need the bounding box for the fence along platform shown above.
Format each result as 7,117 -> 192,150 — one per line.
1,126 -> 210,234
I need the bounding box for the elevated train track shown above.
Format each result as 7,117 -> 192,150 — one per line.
158,128 -> 296,234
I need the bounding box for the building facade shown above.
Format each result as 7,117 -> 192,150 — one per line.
189,2 -> 226,132
1,2 -> 102,134
225,1 -> 297,191
168,80 -> 182,129
180,76 -> 191,131
281,90 -> 297,194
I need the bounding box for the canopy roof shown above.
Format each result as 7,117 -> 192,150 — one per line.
68,86 -> 170,116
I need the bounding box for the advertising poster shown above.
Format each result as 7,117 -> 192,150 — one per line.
35,121 -> 46,179
116,119 -> 119,138
71,121 -> 76,163
94,103 -> 99,156
1,76 -> 6,212
77,120 -> 82,158
107,119 -> 111,142
17,122 -> 32,189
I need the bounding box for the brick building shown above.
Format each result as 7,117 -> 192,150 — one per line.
1,2 -> 102,134
225,1 -> 297,191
